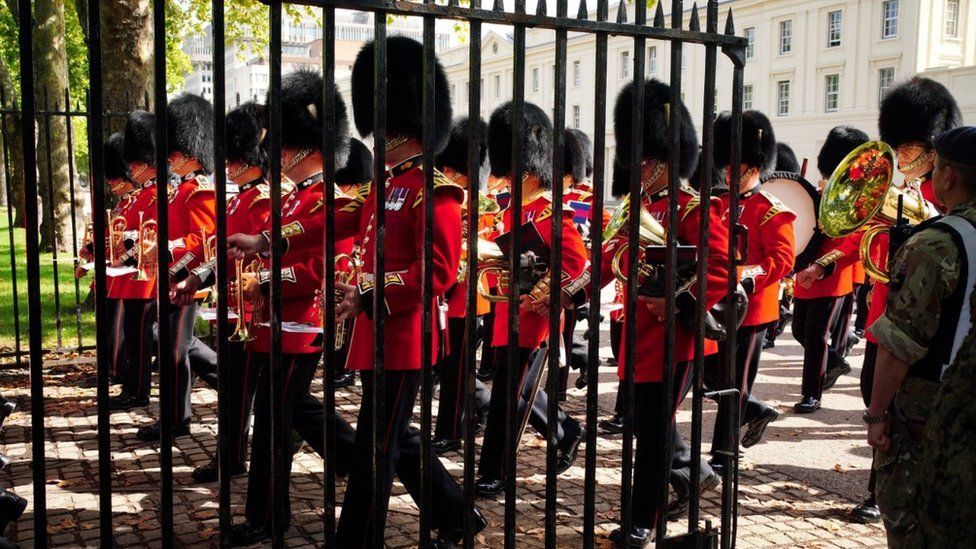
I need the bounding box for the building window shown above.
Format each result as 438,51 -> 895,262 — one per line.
827,11 -> 842,47
879,67 -> 895,103
825,74 -> 840,112
620,50 -> 631,78
745,27 -> 755,59
573,105 -> 581,129
779,20 -> 793,55
450,83 -> 456,105
648,46 -> 658,75
883,0 -> 899,38
573,60 -> 582,87
743,84 -> 754,110
945,0 -> 960,38
532,68 -> 540,92
777,80 -> 791,116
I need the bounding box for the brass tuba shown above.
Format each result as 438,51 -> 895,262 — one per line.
604,194 -> 668,284
818,141 -> 935,283
229,259 -> 263,342
133,212 -> 158,281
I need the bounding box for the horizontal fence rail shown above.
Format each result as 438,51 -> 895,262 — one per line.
9,0 -> 748,547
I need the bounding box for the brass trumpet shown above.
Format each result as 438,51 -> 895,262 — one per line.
332,253 -> 360,350
110,214 -> 128,264
604,195 -> 668,284
133,212 -> 158,281
202,228 -> 218,263
475,239 -> 551,303
229,258 -> 263,342
818,141 -> 935,283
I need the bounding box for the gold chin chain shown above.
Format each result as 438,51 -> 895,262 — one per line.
900,150 -> 934,174
282,148 -> 313,175
640,161 -> 668,195
228,162 -> 251,181
385,134 -> 410,152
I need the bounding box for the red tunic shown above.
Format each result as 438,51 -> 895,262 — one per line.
490,189 -> 590,349
721,189 -> 796,327
102,190 -> 138,299
273,182 -> 366,259
111,185 -> 158,300
167,173 -> 217,281
792,231 -> 861,300
601,187 -> 730,383
345,158 -> 465,371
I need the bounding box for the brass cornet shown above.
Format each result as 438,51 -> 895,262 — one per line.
202,228 -> 218,264
331,253 -> 360,350
229,258 -> 263,342
604,195 -> 668,284
133,212 -> 158,281
110,214 -> 128,264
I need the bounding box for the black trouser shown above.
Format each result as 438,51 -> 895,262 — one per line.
222,341 -> 260,471
559,307 -> 589,394
793,296 -> 846,400
862,341 -> 878,497
704,324 -> 769,455
830,292 -> 855,357
106,298 -> 127,378
630,361 -> 704,528
854,283 -> 871,333
610,319 -> 622,363
122,299 -> 156,399
165,303 -> 218,428
478,311 -> 496,375
290,392 -> 357,476
335,370 -> 466,547
478,346 -> 582,480
435,317 -> 490,441
244,352 -> 320,530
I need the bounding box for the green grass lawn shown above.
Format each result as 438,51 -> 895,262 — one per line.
0,207 -> 95,354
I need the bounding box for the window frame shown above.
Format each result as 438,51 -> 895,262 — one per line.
648,45 -> 658,74
824,74 -> 840,113
827,10 -> 843,48
620,49 -> 631,79
744,27 -> 756,59
532,67 -> 540,92
572,105 -> 581,129
779,20 -> 793,55
777,80 -> 791,116
945,0 -> 960,38
573,60 -> 582,87
743,84 -> 754,110
882,0 -> 899,39
878,67 -> 895,103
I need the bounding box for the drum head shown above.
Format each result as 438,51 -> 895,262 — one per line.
761,171 -> 819,257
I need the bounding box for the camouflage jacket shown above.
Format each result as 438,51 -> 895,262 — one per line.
868,200 -> 976,367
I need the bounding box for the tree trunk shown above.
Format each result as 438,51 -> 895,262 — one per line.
34,0 -> 73,252
100,0 -> 153,132
0,54 -> 25,228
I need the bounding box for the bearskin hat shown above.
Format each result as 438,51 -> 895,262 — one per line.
167,93 -> 214,174
614,79 -> 699,179
713,110 -> 776,173
226,101 -> 267,169
774,143 -> 800,174
123,110 -> 155,167
275,69 -> 351,170
335,139 -> 373,186
879,77 -> 962,149
563,129 -> 591,183
104,133 -> 130,181
568,129 -> 594,179
611,155 -> 632,197
435,117 -> 488,177
351,36 -> 453,154
488,102 -> 554,189
817,126 -> 870,179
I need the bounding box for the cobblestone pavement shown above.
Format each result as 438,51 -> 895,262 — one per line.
0,326 -> 887,548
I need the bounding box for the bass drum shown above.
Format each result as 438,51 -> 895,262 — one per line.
760,171 -> 820,260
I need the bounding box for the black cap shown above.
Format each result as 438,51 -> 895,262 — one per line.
226,101 -> 267,169
436,117 -> 488,177
104,133 -> 130,181
613,79 -> 699,179
335,138 -> 373,186
275,69 -> 351,169
817,126 -> 869,179
774,143 -> 800,174
934,126 -> 976,166
351,36 -> 453,154
123,110 -> 155,167
879,77 -> 962,149
167,93 -> 215,174
713,110 -> 776,173
488,101 -> 554,189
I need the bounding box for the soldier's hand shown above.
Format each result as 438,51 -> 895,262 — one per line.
228,233 -> 269,260
795,265 -> 824,289
867,420 -> 890,453
170,274 -> 202,307
640,296 -> 666,322
74,265 -> 90,280
335,282 -> 363,322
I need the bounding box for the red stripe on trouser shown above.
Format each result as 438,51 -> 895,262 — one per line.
358,374 -> 408,549
818,299 -> 840,379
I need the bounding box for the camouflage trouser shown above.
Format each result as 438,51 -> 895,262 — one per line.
874,377 -> 938,549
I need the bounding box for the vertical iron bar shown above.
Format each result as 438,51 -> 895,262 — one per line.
85,0 -> 112,540
152,0 -> 174,540
211,0 -> 232,544
0,89 -> 23,368
268,4 -> 285,548
63,89 -> 83,350
321,5 -> 338,545
505,3 -> 526,547
546,1 -> 569,547
42,92 -> 64,348
462,5 -> 482,546
622,0 -> 647,544
17,0 -> 48,540
657,0 -> 684,541
371,13 -> 388,549
419,4 -> 436,547
583,2 -> 609,547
